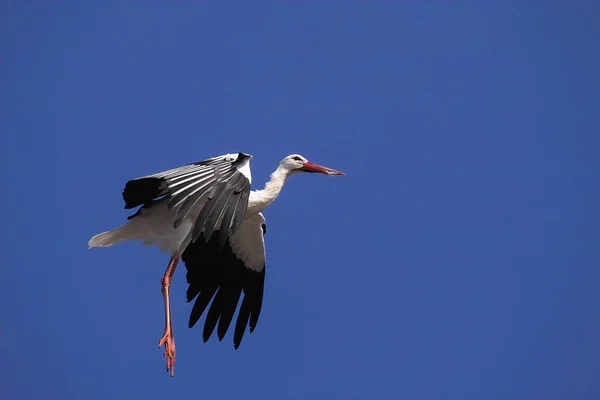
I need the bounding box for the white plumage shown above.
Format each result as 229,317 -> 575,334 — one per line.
89,199 -> 192,252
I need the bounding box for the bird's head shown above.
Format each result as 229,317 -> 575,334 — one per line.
279,154 -> 345,176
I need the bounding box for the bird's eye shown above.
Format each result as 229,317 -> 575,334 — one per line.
292,156 -> 302,161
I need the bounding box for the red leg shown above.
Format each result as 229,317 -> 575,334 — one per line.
158,254 -> 179,377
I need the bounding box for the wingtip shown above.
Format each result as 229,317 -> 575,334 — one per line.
237,152 -> 252,161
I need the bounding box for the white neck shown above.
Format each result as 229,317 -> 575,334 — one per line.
247,166 -> 290,215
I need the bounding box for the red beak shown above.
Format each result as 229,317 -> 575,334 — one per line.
301,161 -> 345,176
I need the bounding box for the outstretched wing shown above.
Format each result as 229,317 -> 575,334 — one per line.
182,212 -> 267,349
121,152 -> 252,247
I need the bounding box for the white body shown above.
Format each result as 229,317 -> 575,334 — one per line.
89,193 -> 266,255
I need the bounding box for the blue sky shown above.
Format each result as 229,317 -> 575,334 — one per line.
1,1 -> 599,399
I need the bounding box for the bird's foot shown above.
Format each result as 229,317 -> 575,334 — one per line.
158,330 -> 176,377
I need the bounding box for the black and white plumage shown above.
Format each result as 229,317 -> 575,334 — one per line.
183,212 -> 266,350
120,152 -> 253,251
88,152 -> 344,377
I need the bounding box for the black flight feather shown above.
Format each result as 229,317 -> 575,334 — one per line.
182,222 -> 266,349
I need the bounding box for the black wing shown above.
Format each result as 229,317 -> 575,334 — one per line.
182,213 -> 266,349
122,152 -> 252,247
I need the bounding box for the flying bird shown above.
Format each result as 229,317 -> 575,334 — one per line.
88,152 -> 344,376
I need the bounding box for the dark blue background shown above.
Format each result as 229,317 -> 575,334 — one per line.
2,1 -> 599,399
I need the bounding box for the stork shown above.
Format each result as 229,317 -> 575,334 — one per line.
88,152 -> 344,376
